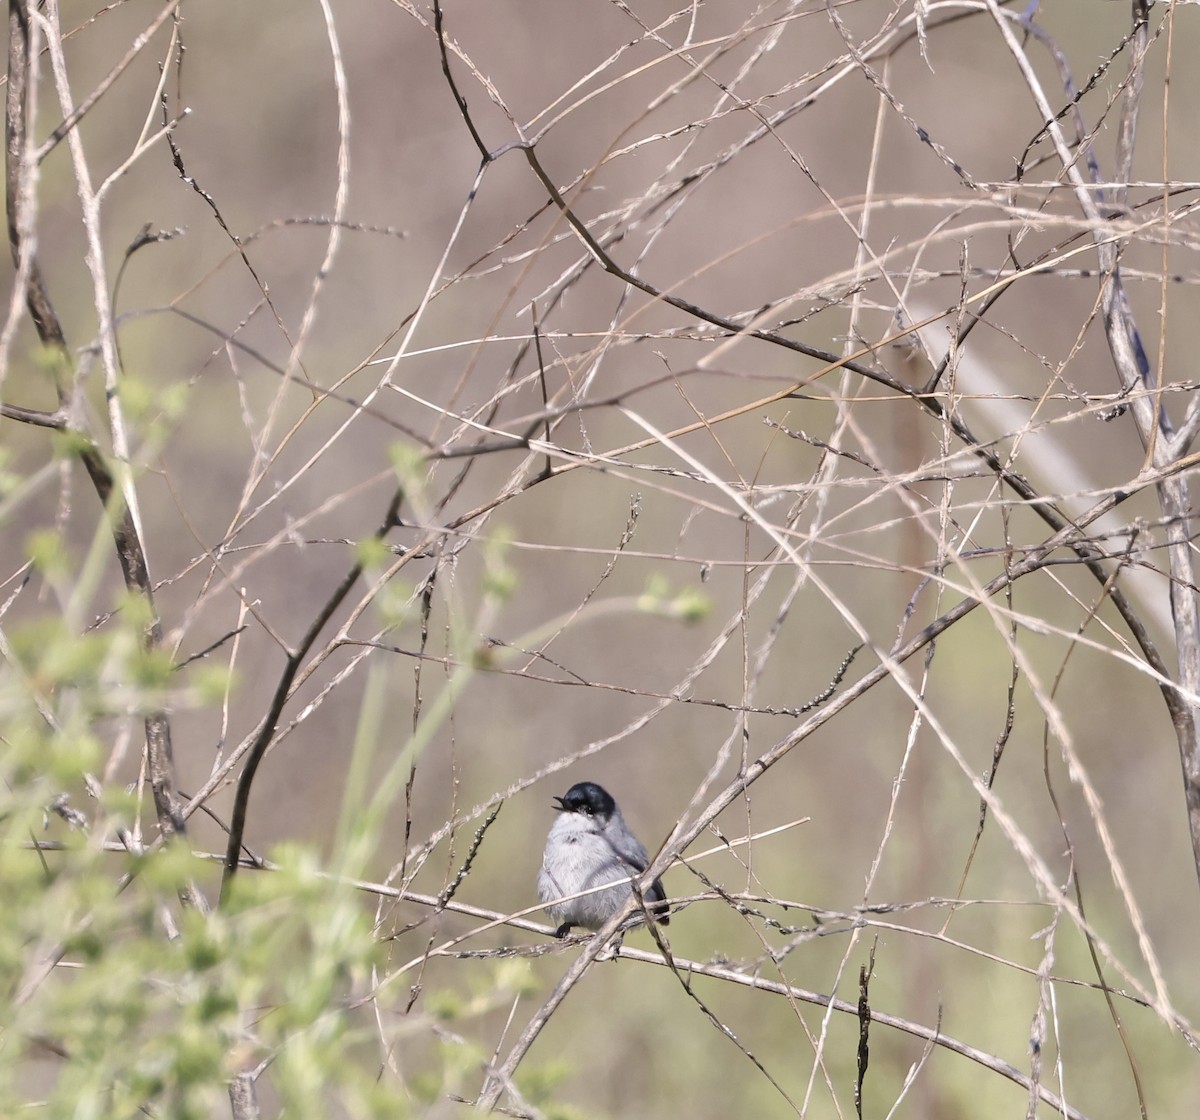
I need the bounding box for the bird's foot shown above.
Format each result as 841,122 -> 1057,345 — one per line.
595,933 -> 624,961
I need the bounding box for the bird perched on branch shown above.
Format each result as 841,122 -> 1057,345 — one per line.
537,780 -> 670,938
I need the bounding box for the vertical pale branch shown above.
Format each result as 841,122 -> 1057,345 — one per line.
5,2 -> 65,369
1126,3 -> 1200,889
228,1071 -> 260,1120
1131,11 -> 1200,897
986,0 -> 1200,889
4,0 -> 197,891
1113,4 -> 1200,889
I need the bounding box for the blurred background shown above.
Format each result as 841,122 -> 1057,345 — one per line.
5,0 -> 1200,1116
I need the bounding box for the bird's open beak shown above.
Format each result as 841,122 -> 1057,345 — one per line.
551,796 -> 568,811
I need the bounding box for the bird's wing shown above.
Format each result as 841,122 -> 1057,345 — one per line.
605,827 -> 651,874
605,826 -> 670,923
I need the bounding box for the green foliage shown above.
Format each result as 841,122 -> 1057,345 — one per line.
0,446 -> 21,500
0,800 -> 400,1119
49,428 -> 95,461
26,528 -> 72,580
355,534 -> 392,570
638,573 -> 711,623
356,535 -> 415,629
114,373 -> 157,425
387,441 -> 426,488
6,591 -> 171,718
188,662 -> 237,706
481,528 -> 517,601
0,815 -> 231,1118
374,576 -> 416,629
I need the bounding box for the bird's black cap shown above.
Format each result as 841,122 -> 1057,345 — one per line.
553,781 -> 616,818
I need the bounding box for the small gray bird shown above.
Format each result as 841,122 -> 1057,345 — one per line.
537,780 -> 670,938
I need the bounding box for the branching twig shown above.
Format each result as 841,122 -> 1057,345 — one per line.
5,1 -> 196,900
218,485 -> 406,904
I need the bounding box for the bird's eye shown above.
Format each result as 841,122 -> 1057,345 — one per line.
581,806 -> 593,816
